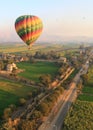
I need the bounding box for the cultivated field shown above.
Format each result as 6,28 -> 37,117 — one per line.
63,65 -> 93,130
78,65 -> 93,102
0,42 -> 80,119
0,78 -> 35,116
63,100 -> 93,130
0,43 -> 62,118
0,42 -> 79,54
0,61 -> 59,116
0,43 -> 63,54
17,61 -> 59,82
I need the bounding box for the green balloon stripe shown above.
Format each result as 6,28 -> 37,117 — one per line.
17,24 -> 42,37
26,36 -> 40,45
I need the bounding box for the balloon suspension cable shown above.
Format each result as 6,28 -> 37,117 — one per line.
28,46 -> 31,50
28,44 -> 33,50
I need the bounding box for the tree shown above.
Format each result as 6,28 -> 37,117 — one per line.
0,61 -> 4,70
34,51 -> 42,59
29,57 -> 36,63
77,80 -> 83,92
27,92 -> 32,99
56,86 -> 64,94
3,108 -> 12,120
37,102 -> 49,116
19,98 -> 26,106
12,68 -> 17,77
18,120 -> 36,130
81,74 -> 88,85
39,74 -> 51,88
32,110 -> 42,120
9,104 -> 16,112
58,67 -> 65,75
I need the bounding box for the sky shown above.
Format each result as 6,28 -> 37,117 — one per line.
0,0 -> 93,43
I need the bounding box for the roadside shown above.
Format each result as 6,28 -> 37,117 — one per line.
38,51 -> 91,130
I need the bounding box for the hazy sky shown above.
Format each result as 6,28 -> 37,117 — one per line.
0,0 -> 93,42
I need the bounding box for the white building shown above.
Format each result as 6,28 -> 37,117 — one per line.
7,63 -> 18,72
59,57 -> 67,63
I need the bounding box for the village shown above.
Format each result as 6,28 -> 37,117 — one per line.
0,46 -> 88,73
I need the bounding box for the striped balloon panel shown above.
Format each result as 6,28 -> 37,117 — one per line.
15,15 -> 43,46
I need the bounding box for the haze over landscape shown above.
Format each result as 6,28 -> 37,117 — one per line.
1,0 -> 93,43
0,1 -> 93,130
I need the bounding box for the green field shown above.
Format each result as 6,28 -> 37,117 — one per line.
0,42 -> 79,55
78,85 -> 93,102
78,87 -> 93,102
78,66 -> 93,102
0,78 -> 35,117
82,86 -> 93,93
78,94 -> 93,102
17,61 -> 59,82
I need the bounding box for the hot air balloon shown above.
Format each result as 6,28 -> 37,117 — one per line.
15,15 -> 43,49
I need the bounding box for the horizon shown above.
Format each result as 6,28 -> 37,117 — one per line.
0,0 -> 93,43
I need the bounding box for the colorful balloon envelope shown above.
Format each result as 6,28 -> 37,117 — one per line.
15,15 -> 43,48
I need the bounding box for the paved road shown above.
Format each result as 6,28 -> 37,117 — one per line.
42,82 -> 77,130
38,80 -> 78,130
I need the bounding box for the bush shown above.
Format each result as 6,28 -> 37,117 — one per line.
18,119 -> 36,130
19,98 -> 26,106
31,110 -> 43,120
27,92 -> 32,99
37,102 -> 49,116
3,108 -> 12,120
8,104 -> 16,112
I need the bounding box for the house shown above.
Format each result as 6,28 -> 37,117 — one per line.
7,63 -> 18,72
59,57 -> 67,63
79,48 -> 86,54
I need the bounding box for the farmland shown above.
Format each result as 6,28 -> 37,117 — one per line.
78,65 -> 93,102
63,100 -> 93,130
0,61 -> 60,117
17,61 -> 59,82
0,42 -> 79,54
63,65 -> 93,130
0,43 -> 63,54
0,78 -> 35,117
0,43 -> 67,119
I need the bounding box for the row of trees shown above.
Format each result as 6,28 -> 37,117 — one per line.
17,86 -> 64,130
0,60 -> 14,70
33,51 -> 60,60
1,88 -> 41,121
1,86 -> 64,130
38,63 -> 70,88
